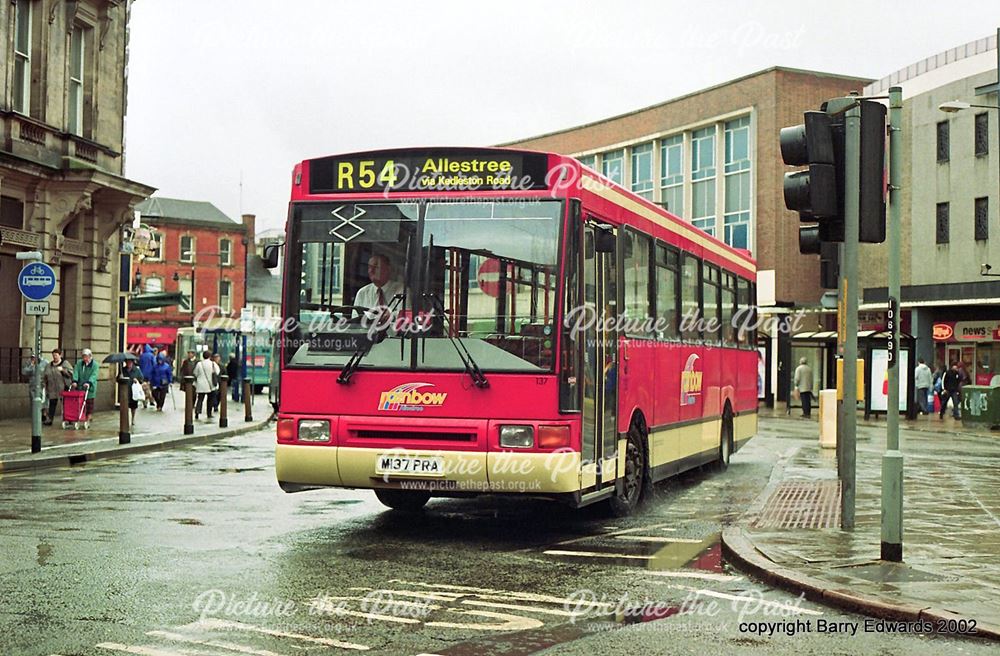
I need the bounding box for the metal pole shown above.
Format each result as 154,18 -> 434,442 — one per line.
184,375 -> 195,435
882,87 -> 904,561
30,316 -> 42,453
118,372 -> 131,444
219,374 -> 229,429
244,378 -> 253,422
841,101 -> 861,530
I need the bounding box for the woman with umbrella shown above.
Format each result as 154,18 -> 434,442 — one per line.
104,352 -> 144,426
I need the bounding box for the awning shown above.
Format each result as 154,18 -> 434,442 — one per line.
130,291 -> 185,311
128,325 -> 179,345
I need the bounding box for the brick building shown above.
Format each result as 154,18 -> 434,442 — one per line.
1,0 -> 154,417
128,198 -> 252,352
503,66 -> 871,403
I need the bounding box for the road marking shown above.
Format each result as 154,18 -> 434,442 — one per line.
460,599 -> 580,617
645,571 -> 742,582
193,618 -> 370,650
664,585 -> 824,615
148,631 -> 285,656
96,644 -> 195,656
387,581 -> 614,608
543,549 -> 653,560
614,536 -> 706,543
426,609 -> 543,631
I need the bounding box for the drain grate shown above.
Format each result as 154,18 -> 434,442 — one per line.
753,480 -> 841,529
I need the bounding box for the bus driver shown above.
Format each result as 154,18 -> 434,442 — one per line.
354,254 -> 403,311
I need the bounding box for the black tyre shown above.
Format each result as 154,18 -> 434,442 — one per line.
717,409 -> 734,471
374,489 -> 431,511
608,424 -> 647,517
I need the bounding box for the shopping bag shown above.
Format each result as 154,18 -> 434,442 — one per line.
131,380 -> 145,401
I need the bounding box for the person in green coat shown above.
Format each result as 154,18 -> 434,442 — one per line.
71,348 -> 99,419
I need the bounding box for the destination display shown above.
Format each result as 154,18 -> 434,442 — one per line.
308,150 -> 551,194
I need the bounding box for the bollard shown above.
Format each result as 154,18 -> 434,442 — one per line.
219,374 -> 229,429
184,375 -> 195,435
118,374 -> 131,445
243,379 -> 253,422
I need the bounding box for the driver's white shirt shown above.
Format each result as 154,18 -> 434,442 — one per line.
354,280 -> 404,311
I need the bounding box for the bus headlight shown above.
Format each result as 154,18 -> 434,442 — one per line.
298,420 -> 331,443
499,425 -> 534,448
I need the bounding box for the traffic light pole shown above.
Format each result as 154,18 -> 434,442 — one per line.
881,86 -> 904,561
841,102 -> 861,530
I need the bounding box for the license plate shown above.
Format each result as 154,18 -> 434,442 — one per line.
376,455 -> 444,476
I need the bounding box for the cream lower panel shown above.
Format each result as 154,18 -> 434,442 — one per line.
648,421 -> 722,469
275,444 -> 342,487
488,451 -> 582,494
735,413 -> 757,444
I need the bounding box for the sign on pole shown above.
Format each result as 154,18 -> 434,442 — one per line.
25,301 -> 49,316
18,263 -> 57,301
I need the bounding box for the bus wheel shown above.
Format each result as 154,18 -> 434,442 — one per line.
609,426 -> 645,517
717,409 -> 734,471
374,489 -> 431,511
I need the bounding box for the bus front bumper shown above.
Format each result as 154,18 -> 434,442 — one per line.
275,444 -> 582,495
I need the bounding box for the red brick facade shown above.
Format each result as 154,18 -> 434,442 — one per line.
129,219 -> 249,345
504,67 -> 872,306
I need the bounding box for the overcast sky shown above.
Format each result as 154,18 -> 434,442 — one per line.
124,1 -> 1000,234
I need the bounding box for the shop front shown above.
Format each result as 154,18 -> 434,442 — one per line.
932,320 -> 1000,385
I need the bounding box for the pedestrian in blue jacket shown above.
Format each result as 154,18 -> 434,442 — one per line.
151,355 -> 173,412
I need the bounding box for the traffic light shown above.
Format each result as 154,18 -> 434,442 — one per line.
780,111 -> 841,255
858,100 -> 887,243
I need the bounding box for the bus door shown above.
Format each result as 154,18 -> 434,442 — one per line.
582,221 -> 619,492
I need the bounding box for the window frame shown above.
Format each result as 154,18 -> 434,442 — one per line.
621,228 -> 654,339
219,238 -> 233,266
146,230 -> 163,261
653,241 -> 680,341
659,135 -> 684,216
13,0 -> 32,116
936,202 -> 950,244
630,144 -> 654,200
975,113 -> 989,158
180,234 -> 195,263
602,149 -> 625,185
975,197 -> 989,242
177,277 -> 193,313
936,121 -> 950,163
701,262 -> 722,345
219,279 -> 233,314
144,276 -> 163,313
680,253 -> 703,343
68,24 -> 85,136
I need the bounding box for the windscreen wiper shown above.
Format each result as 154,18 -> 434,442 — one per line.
423,291 -> 489,389
336,293 -> 405,385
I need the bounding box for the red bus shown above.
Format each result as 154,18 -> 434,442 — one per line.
268,147 -> 757,514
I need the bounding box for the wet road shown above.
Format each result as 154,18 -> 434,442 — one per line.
0,423 -> 994,655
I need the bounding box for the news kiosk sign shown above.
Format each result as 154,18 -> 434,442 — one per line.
308,149 -> 551,194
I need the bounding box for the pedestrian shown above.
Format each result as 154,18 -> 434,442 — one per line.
151,354 -> 173,412
793,356 -> 814,418
70,348 -> 99,421
226,353 -> 240,402
939,363 -> 962,419
138,344 -> 156,408
42,349 -> 73,425
179,350 -> 197,394
194,351 -> 220,420
210,353 -> 222,413
914,357 -> 933,416
121,358 -> 144,427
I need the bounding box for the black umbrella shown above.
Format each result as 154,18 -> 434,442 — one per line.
103,352 -> 138,364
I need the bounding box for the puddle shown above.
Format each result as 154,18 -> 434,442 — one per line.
169,517 -> 204,526
36,542 -> 53,565
648,533 -> 721,571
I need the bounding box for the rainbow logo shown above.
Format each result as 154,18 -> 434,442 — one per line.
378,382 -> 448,412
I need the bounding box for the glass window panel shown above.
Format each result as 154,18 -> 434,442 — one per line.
602,150 -> 624,184
662,185 -> 683,216
631,144 -> 654,198
681,255 -> 701,342
578,155 -> 597,171
691,127 -> 716,180
656,247 -> 679,340
623,231 -> 652,334
180,236 -> 194,262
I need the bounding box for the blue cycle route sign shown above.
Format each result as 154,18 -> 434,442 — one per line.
18,262 -> 57,301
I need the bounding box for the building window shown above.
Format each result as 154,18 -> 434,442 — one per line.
936,202 -> 949,244
724,117 -> 752,251
602,149 -> 624,185
660,135 -> 684,215
976,197 -> 989,241
146,231 -> 162,260
68,25 -> 86,136
178,278 -> 193,313
180,235 -> 195,263
630,144 -> 654,200
937,121 -> 949,163
145,276 -> 163,313
13,0 -> 32,115
1,196 -> 25,229
691,127 -> 716,236
219,280 -> 232,313
578,155 -> 597,171
975,113 -> 989,157
220,238 -> 232,266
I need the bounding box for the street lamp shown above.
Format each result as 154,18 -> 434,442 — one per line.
938,100 -> 1000,113
981,263 -> 1000,277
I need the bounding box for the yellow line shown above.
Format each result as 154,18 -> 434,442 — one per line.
543,549 -> 653,560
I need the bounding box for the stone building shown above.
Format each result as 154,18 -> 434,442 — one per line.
1,0 -> 154,416
860,34 -> 1000,384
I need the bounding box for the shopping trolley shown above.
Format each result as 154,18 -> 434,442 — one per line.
61,389 -> 90,430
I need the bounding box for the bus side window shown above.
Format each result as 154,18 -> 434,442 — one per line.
655,244 -> 679,341
623,229 -> 653,338
702,263 -> 721,345
721,272 -> 737,347
680,254 -> 701,343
